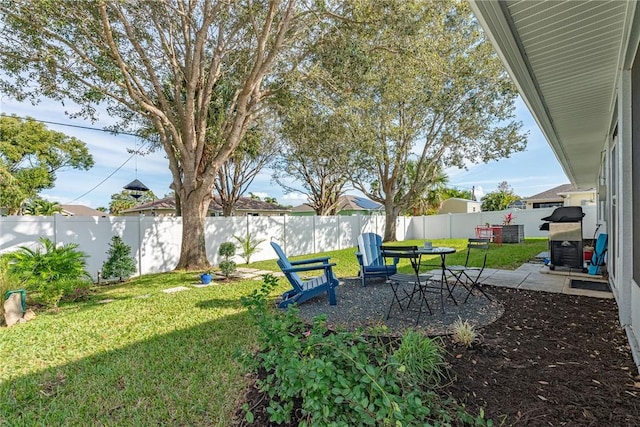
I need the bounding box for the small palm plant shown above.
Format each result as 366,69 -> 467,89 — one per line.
233,231 -> 265,264
5,237 -> 91,307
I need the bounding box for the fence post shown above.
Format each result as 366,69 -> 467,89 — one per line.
138,214 -> 143,276
54,213 -> 59,245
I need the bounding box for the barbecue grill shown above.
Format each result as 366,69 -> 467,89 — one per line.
540,207 -> 585,271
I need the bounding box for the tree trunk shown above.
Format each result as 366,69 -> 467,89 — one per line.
175,192 -> 210,270
383,204 -> 400,242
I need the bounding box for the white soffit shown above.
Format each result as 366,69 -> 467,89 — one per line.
470,0 -> 633,187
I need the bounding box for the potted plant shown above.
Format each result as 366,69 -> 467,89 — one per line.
501,212 -> 524,243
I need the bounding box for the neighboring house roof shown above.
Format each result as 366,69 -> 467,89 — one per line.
292,195 -> 383,213
525,184 -> 595,202
120,196 -> 290,214
60,204 -> 108,216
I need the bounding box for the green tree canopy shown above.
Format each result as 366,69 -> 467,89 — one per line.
307,0 -> 527,240
0,115 -> 94,214
21,198 -> 63,216
108,189 -> 157,216
480,181 -> 520,211
0,0 -> 329,270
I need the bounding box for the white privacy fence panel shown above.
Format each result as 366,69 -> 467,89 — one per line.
0,206 -> 598,280
405,205 -> 598,240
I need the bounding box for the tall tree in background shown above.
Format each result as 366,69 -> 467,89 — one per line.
314,0 -> 527,241
481,181 -> 520,211
108,190 -> 157,216
404,164 -> 449,216
214,126 -> 279,216
0,0 -> 323,269
0,115 -> 94,214
274,97 -> 355,215
21,198 -> 63,216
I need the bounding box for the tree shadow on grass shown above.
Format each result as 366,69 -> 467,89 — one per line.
0,311 -> 254,426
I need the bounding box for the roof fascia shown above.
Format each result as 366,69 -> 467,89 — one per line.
468,0 -> 576,184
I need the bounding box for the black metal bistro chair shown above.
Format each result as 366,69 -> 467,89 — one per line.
446,238 -> 492,303
380,245 -> 433,324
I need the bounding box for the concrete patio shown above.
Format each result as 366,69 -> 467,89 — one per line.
477,262 -> 613,299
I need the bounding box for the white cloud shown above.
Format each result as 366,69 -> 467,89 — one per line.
281,192 -> 308,202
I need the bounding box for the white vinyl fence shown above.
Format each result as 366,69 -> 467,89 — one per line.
410,205 -> 598,241
0,206 -> 596,281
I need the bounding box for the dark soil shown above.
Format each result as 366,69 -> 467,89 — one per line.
235,286 -> 640,426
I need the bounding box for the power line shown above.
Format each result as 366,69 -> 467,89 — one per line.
0,112 -> 143,137
64,151 -> 137,204
1,112 -> 155,204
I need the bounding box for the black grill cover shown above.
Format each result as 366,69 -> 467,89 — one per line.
540,207 -> 585,222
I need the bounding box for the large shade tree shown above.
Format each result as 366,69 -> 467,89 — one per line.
0,0 -> 328,269
274,97 -> 355,215
313,0 -> 527,241
0,115 -> 94,214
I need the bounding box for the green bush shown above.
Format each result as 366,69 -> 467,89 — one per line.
101,236 -> 136,281
392,330 -> 448,390
240,275 -> 489,426
218,242 -> 236,278
5,238 -> 92,307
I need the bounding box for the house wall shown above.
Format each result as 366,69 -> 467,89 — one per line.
438,199 -> 481,214
617,28 -> 640,370
563,191 -> 596,207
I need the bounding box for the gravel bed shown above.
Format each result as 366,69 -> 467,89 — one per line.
292,276 -> 504,336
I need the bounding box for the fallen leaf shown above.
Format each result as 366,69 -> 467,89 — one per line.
537,395 -> 548,401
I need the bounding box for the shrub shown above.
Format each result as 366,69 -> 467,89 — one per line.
239,274 -> 485,426
101,236 -> 136,281
5,238 -> 92,307
392,330 -> 448,390
218,242 -> 236,278
233,231 -> 265,264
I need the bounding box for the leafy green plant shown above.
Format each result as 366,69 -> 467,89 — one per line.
233,231 -> 265,264
5,237 -> 92,307
452,317 -> 480,347
239,274 -> 481,426
218,242 -> 236,278
101,235 -> 136,282
392,330 -> 448,390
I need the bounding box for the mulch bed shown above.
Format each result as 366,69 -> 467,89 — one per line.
235,280 -> 640,426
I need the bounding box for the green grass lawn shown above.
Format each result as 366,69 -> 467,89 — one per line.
0,238 -> 547,425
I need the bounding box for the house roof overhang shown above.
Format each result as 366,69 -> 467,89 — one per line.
469,1 -> 637,188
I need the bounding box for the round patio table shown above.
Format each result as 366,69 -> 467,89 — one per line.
418,246 -> 457,312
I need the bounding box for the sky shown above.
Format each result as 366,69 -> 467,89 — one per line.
0,96 -> 569,209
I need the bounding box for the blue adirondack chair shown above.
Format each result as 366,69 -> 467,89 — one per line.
588,233 -> 608,275
355,233 -> 399,287
270,241 -> 339,308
